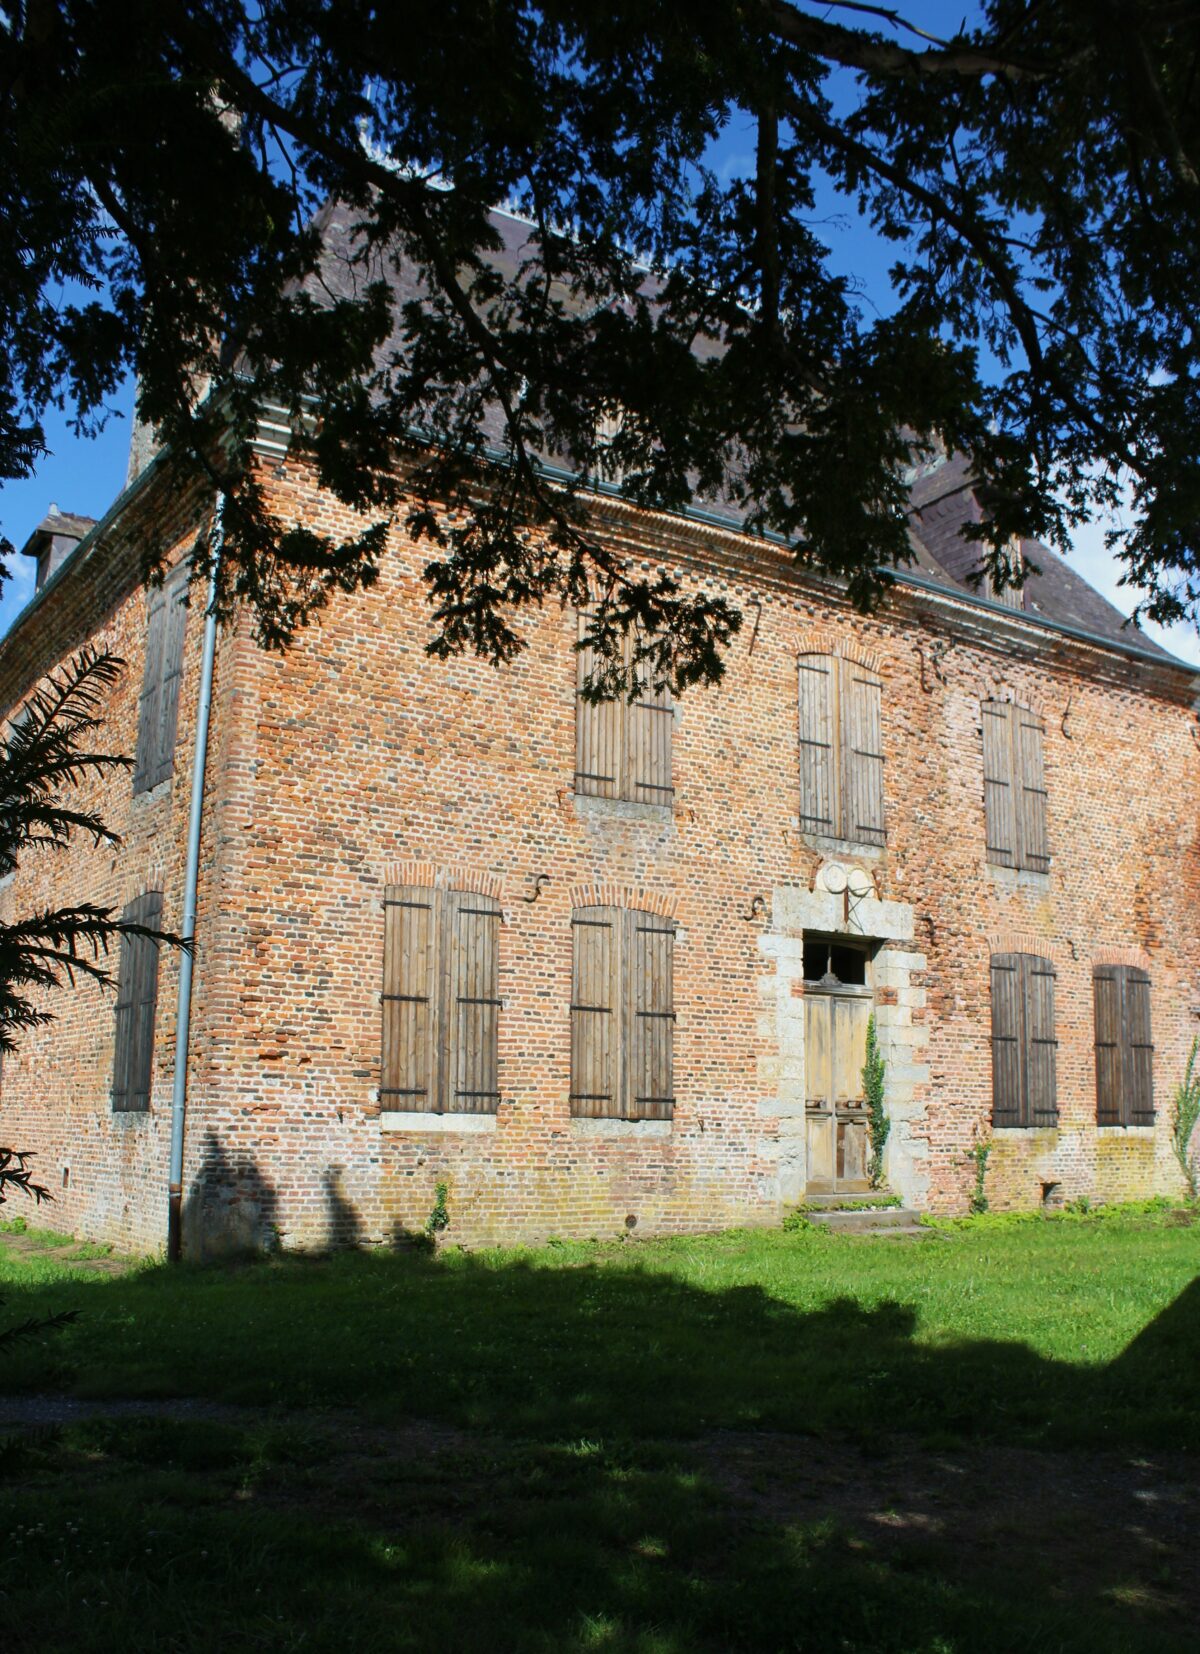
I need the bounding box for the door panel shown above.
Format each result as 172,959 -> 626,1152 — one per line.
806,990 -> 872,1193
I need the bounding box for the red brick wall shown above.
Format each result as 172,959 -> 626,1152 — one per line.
2,454 -> 1197,1251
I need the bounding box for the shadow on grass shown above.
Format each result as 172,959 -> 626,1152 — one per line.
1,1226 -> 1198,1651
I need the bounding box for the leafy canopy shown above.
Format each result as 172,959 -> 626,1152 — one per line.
2,2 -> 1198,686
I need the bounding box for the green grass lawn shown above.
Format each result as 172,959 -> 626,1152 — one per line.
2,1209 -> 1198,1653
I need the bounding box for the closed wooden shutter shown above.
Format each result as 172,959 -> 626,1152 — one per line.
112,891 -> 163,1112
1123,968 -> 1155,1125
981,701 -> 1017,867
150,570 -> 189,789
628,911 -> 675,1119
575,617 -> 623,799
1096,965 -> 1154,1126
627,657 -> 674,805
133,587 -> 168,793
1093,966 -> 1124,1125
798,654 -> 837,835
1014,707 -> 1050,873
1025,955 -> 1059,1125
446,889 -> 502,1113
990,952 -> 1024,1126
380,885 -> 439,1111
570,907 -> 619,1116
842,664 -> 886,846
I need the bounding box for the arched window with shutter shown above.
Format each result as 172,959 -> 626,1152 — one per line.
1094,965 -> 1155,1126
990,951 -> 1058,1128
575,616 -> 673,806
797,651 -> 885,845
981,701 -> 1049,872
380,883 -> 501,1114
570,904 -> 674,1120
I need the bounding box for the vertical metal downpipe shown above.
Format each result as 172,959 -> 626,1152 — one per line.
167,493 -> 223,1262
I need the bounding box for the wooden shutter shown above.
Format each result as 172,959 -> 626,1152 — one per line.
627,911 -> 675,1120
627,656 -> 674,805
149,570 -> 189,788
112,891 -> 163,1112
981,701 -> 1017,867
570,907 -> 619,1116
1093,966 -> 1124,1125
575,617 -> 623,799
990,952 -> 1024,1126
380,885 -> 439,1111
1123,968 -> 1155,1125
1097,965 -> 1155,1127
445,889 -> 502,1113
798,654 -> 837,835
1013,707 -> 1050,873
133,587 -> 168,792
842,664 -> 886,846
1024,954 -> 1059,1125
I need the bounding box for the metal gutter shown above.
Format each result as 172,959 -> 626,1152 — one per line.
888,567 -> 1195,675
167,493 -> 223,1263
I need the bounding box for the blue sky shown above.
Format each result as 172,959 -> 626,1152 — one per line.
3,4 -> 1198,666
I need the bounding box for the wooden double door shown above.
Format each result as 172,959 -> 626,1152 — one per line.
804,985 -> 872,1193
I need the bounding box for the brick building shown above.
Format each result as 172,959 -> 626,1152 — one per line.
3,218 -> 1199,1255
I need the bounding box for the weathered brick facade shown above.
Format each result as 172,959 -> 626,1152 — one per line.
2,446 -> 1198,1254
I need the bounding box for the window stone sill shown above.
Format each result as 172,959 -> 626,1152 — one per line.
111,1108 -> 151,1128
1096,1124 -> 1156,1137
570,1116 -> 672,1138
379,1111 -> 497,1133
990,1124 -> 1059,1138
130,775 -> 173,807
573,792 -> 673,826
986,863 -> 1051,893
797,829 -> 885,861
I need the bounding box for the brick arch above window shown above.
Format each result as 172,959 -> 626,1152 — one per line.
977,680 -> 1047,722
379,861 -> 505,903
568,882 -> 680,922
1094,943 -> 1153,972
986,931 -> 1061,966
794,628 -> 885,677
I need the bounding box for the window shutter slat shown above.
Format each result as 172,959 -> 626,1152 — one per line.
1024,956 -> 1059,1125
575,617 -> 622,799
842,668 -> 886,846
798,654 -> 837,834
133,588 -> 168,793
570,909 -> 619,1117
628,912 -> 675,1120
446,890 -> 501,1114
112,891 -> 162,1113
1014,709 -> 1050,873
628,658 -> 674,804
990,953 -> 1023,1126
151,573 -> 189,788
380,886 -> 439,1111
981,702 -> 1017,867
1093,966 -> 1123,1125
1123,968 -> 1155,1125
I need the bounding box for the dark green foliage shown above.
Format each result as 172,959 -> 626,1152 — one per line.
0,647 -> 182,1054
967,1138 -> 993,1214
2,4 -> 1199,687
425,1180 -> 451,1236
862,1010 -> 888,1188
1170,1037 -> 1200,1201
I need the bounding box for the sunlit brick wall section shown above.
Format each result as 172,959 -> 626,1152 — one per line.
2,447 -> 1197,1252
